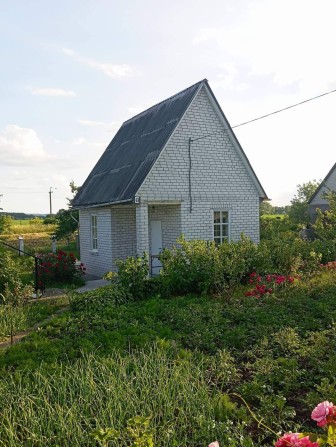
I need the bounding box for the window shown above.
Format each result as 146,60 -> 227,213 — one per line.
213,210 -> 229,244
91,215 -> 98,250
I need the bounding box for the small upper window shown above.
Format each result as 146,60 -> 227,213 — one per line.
213,210 -> 229,244
91,215 -> 98,250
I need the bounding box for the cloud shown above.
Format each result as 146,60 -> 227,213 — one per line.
62,47 -> 136,78
192,0 -> 336,94
27,87 -> 76,97
0,125 -> 52,166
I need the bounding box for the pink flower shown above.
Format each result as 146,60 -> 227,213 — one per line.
208,442 -> 219,447
311,401 -> 334,426
275,433 -> 318,447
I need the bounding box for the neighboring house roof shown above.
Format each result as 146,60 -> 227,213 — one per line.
308,162 -> 336,204
73,79 -> 268,208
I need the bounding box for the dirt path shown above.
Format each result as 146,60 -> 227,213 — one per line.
0,305 -> 69,349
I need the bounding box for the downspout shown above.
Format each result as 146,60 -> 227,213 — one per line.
188,137 -> 193,213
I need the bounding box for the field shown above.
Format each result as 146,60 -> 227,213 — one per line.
0,269 -> 335,446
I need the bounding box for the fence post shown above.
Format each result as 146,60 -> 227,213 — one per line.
18,236 -> 24,256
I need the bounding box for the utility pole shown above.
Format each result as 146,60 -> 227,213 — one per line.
49,187 -> 57,216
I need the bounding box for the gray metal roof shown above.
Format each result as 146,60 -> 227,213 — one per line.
72,79 -> 205,207
73,78 -> 268,208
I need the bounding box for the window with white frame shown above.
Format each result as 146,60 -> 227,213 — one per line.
91,215 -> 98,250
213,210 -> 229,244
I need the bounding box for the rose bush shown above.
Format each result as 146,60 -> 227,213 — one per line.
245,272 -> 299,298
37,250 -> 85,286
275,401 -> 336,446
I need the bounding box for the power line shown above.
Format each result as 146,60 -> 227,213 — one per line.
232,87 -> 336,129
191,86 -> 336,142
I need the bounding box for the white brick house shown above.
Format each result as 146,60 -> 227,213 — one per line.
308,162 -> 336,221
73,79 -> 268,277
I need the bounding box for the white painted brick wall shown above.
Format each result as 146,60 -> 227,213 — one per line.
111,206 -> 136,270
136,203 -> 149,255
79,207 -> 113,277
138,86 -> 261,243
148,204 -> 181,253
310,167 -> 336,206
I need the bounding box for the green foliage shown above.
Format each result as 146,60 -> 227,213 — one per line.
260,201 -> 274,215
0,346 -> 250,447
160,235 -> 259,296
314,191 -> 336,241
55,209 -> 79,240
0,249 -> 33,299
0,214 -> 13,234
69,285 -> 129,312
260,215 -> 297,240
43,215 -> 57,225
288,180 -> 320,225
113,253 -> 151,300
159,236 -> 323,296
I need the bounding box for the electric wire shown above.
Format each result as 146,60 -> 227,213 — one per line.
191,86 -> 336,142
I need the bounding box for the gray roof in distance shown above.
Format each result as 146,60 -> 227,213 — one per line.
72,80 -> 205,208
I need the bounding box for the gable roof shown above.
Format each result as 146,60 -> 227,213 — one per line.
308,162 -> 336,204
73,79 -> 267,208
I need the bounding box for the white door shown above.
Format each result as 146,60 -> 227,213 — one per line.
151,220 -> 163,274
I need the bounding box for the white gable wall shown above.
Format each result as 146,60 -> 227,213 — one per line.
310,167 -> 336,206
137,86 -> 260,242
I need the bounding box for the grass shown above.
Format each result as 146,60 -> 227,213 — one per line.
0,270 -> 336,445
0,346 -> 250,447
0,296 -> 68,342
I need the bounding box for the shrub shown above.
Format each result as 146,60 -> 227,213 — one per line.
69,285 -> 128,313
0,249 -> 33,299
37,250 -> 85,285
104,253 -> 157,301
159,236 -> 291,296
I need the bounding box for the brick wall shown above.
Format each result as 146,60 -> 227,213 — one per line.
111,206 -> 136,270
148,204 -> 181,253
310,167 -> 336,206
79,207 -> 113,277
138,86 -> 261,243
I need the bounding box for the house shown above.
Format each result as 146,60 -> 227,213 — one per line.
308,162 -> 336,221
72,79 -> 268,277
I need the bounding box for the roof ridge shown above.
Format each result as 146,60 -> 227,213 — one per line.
123,78 -> 208,125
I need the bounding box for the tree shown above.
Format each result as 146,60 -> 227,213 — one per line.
260,201 -> 274,216
287,180 -> 320,225
313,191 -> 336,240
0,195 -> 12,234
54,208 -> 79,241
54,181 -> 80,242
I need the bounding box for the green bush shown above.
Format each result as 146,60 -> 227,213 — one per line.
105,254 -> 159,301
0,249 -> 33,300
159,236 -> 260,296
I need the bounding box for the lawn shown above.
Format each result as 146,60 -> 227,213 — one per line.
0,270 -> 336,446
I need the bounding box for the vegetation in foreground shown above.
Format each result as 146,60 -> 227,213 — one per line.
0,267 -> 336,446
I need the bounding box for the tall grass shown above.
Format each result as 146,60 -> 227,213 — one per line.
0,345 -> 249,447
0,297 -> 68,341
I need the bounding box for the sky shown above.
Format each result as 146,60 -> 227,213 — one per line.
0,0 -> 335,214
